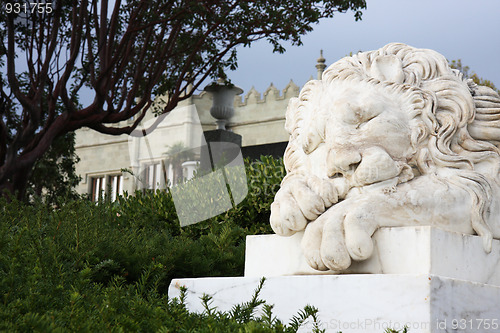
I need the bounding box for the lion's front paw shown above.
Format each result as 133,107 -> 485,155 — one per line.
270,175 -> 341,236
301,200 -> 378,271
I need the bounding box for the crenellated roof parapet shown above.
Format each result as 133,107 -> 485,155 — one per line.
235,80 -> 300,106
283,80 -> 300,99
192,80 -> 300,106
243,86 -> 262,105
192,80 -> 301,137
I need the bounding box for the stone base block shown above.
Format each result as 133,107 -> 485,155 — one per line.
168,274 -> 500,332
245,227 -> 500,286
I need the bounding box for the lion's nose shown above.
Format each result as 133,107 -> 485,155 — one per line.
327,149 -> 362,177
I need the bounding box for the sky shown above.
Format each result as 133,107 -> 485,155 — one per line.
213,0 -> 500,97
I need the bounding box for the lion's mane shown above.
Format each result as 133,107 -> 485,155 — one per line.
283,43 -> 500,250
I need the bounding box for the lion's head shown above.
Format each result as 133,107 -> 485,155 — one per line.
283,43 -> 500,248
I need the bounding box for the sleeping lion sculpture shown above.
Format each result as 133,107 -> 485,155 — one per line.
270,43 -> 500,272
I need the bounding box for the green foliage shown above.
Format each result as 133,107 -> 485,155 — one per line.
164,141 -> 196,186
25,131 -> 81,205
193,278 -> 326,333
449,59 -> 499,93
228,156 -> 286,233
115,155 -> 285,236
0,155 -> 286,330
0,194 -> 244,330
385,327 -> 409,333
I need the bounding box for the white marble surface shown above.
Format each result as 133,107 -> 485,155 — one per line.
245,227 -> 500,286
169,274 -> 500,332
269,42 -> 500,272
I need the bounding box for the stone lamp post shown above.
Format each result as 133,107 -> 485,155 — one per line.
204,78 -> 243,130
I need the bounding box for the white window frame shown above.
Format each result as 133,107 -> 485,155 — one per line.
109,174 -> 124,201
90,176 -> 106,202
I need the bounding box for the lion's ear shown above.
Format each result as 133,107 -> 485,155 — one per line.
371,55 -> 404,84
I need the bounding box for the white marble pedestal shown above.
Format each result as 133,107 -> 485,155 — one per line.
245,226 -> 500,285
168,227 -> 500,332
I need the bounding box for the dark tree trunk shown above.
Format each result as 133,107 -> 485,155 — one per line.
0,163 -> 33,200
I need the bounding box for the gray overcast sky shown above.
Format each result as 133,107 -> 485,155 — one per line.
217,0 -> 500,96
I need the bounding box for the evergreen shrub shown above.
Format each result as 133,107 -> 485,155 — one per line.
0,156 -> 291,331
